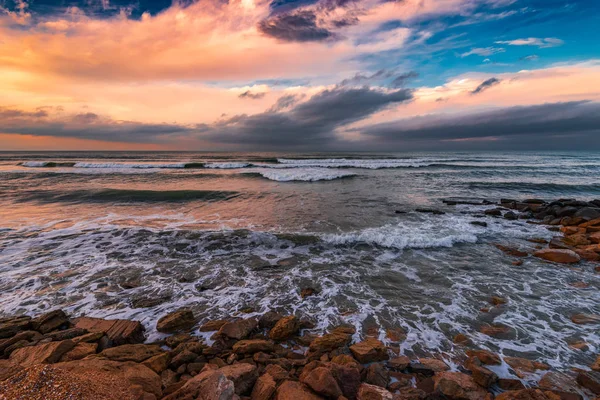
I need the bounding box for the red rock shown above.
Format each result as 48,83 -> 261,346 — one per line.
465,350 -> 501,365
331,354 -> 360,367
385,327 -> 406,342
417,358 -> 449,372
388,356 -> 410,370
464,358 -> 497,388
329,362 -> 361,399
156,309 -> 196,333
504,357 -> 550,378
275,380 -> 324,400
533,249 -> 580,264
218,318 -> 258,340
74,317 -> 145,345
301,366 -> 343,398
100,344 -> 164,362
32,310 -> 70,334
480,324 -> 514,338
309,328 -> 352,354
301,288 -> 318,298
59,342 -> 97,362
162,369 -> 235,400
265,364 -> 289,381
220,363 -> 258,395
453,334 -> 471,345
350,338 -> 389,363
592,355 -> 600,371
269,316 -> 301,341
357,383 -> 394,400
199,319 -> 228,332
365,363 -> 389,388
576,370 -> 600,395
539,371 -> 582,397
561,234 -> 590,247
0,359 -> 23,381
141,352 -> 171,374
252,373 -> 277,400
497,378 -> 526,391
433,372 -> 488,400
233,339 -> 275,354
10,340 -> 75,367
579,217 -> 600,228
570,313 -> 600,325
495,389 -> 558,400
496,245 -> 528,257
0,316 -> 32,339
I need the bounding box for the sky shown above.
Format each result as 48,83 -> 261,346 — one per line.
0,0 -> 599,151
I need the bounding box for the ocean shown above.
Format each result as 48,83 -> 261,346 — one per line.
0,151 -> 599,374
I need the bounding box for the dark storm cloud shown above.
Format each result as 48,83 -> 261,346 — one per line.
470,77 -> 500,94
358,101 -> 600,145
238,90 -> 266,99
206,87 -> 413,146
267,94 -> 305,112
258,10 -> 335,42
0,106 -> 195,143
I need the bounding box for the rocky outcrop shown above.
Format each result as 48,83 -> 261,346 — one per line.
217,318 -> 258,340
533,249 -> 581,264
156,309 -> 196,333
269,316 -> 301,341
350,338 -> 389,364
10,340 -> 76,367
100,343 -> 165,362
162,369 -> 235,400
74,316 -> 145,345
275,380 -> 324,400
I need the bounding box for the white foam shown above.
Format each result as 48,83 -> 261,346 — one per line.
204,162 -> 250,169
22,161 -> 50,167
73,162 -> 187,169
249,168 -> 357,182
276,158 -> 431,169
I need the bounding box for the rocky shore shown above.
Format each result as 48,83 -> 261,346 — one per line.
1,197 -> 600,400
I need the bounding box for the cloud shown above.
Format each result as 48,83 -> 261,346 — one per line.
470,77 -> 500,94
267,94 -> 305,112
495,37 -> 564,48
239,90 -> 267,99
520,55 -> 539,61
461,47 -> 505,57
257,10 -> 335,42
390,71 -> 419,88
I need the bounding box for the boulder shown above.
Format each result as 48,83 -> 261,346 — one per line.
301,366 -> 343,398
156,309 -> 196,333
533,249 -> 580,264
464,358 -> 497,388
497,378 -> 526,391
495,389 -> 561,400
141,352 -> 170,374
74,317 -> 145,345
465,350 -> 501,365
44,327 -> 88,341
357,383 -> 394,400
388,356 -> 410,370
570,313 -> 600,325
59,342 -> 97,362
199,319 -> 228,332
309,328 -> 352,354
252,373 -> 277,400
364,363 -> 389,388
269,316 -> 301,341
0,330 -> 41,354
275,380 -> 324,400
329,362 -> 361,399
417,358 -> 449,372
265,364 -> 289,381
539,371 -> 582,397
574,207 -> 600,221
259,312 -> 283,329
218,318 -> 258,340
10,340 -> 75,367
0,359 -> 23,381
32,310 -> 69,334
433,372 -> 488,400
349,338 -> 388,364
220,363 -> 258,395
576,370 -> 600,394
162,369 -> 235,400
100,344 -> 164,362
233,339 -> 275,354
504,357 -> 550,378
0,316 -> 31,339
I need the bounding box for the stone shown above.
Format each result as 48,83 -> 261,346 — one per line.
533,249 -> 580,264
549,237 -> 572,249
465,350 -> 501,365
156,309 -> 196,333
592,355 -> 600,371
465,359 -> 497,388
218,318 -> 258,340
220,363 -> 258,395
357,383 -> 394,400
490,296 -> 507,306
142,352 -> 171,374
497,378 -> 526,391
259,312 -> 283,329
252,373 -> 277,400
0,359 -> 23,381
388,356 -> 410,370
539,371 -> 581,396
349,338 -> 389,364
570,313 -> 600,325
504,357 -> 550,378
0,330 -> 41,354
59,342 -> 97,362
485,209 -> 502,217
453,334 -> 471,345
233,339 -> 275,354
495,389 -> 559,400
331,354 -> 360,368
365,363 -> 389,388
471,221 -> 488,227
170,349 -> 198,369
269,316 -> 301,341
576,370 -> 600,394
480,323 -> 514,338
496,244 -> 528,257
72,331 -> 105,344
504,211 -> 518,220
10,340 -> 75,367
301,366 -> 343,398
265,364 -> 289,381
0,316 -> 32,339
301,288 -> 319,299
275,380 -> 324,400
329,362 -> 361,399
309,328 -> 352,354
385,327 -> 406,342
100,344 -> 164,362
433,372 -> 487,400
162,369 -> 235,400
74,317 -> 145,346
44,327 -> 88,341
575,207 -> 600,221
199,319 -> 228,332
417,358 -> 449,372
32,310 -> 69,334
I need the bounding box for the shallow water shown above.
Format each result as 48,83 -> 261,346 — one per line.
1,151 -> 599,379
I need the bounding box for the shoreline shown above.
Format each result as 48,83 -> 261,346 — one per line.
1,197 -> 600,399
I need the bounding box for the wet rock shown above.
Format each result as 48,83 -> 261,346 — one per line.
484,209 -> 503,217
562,234 -> 591,247
74,316 -> 145,345
416,208 -> 445,215
59,342 -> 97,362
269,316 -> 301,341
388,356 -> 410,370
233,339 -> 275,354
479,323 -> 514,339
301,366 -> 343,398
218,318 -> 258,340
309,328 -> 352,355
465,350 -> 501,365
301,288 -> 319,299
495,389 -> 560,400
0,316 -> 32,339
385,327 -> 407,342
252,373 -> 277,400
220,363 -> 258,395
32,310 -> 70,334
100,344 -> 164,362
141,352 -> 170,374
357,383 -> 394,400
199,319 -> 228,332
10,340 -> 75,367
576,370 -> 600,394
259,312 -> 283,329
490,296 -> 507,306
497,378 -> 526,391
575,207 -> 600,221
364,363 -> 389,388
504,211 -> 518,220
417,358 -> 449,372
592,355 -> 600,371
464,357 -> 497,388
156,309 -> 196,333
504,357 -> 550,378
329,362 -> 361,399
433,371 -> 487,400
471,221 -> 488,227
408,362 -> 437,377
549,237 -> 572,250
453,334 -> 471,345
570,313 -> 600,325
539,371 -> 582,397
350,338 -> 389,363
162,369 -> 235,400
495,244 -> 528,257
275,380 -> 324,400
44,327 -> 88,342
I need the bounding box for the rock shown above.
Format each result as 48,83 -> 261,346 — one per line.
309,328 -> 352,354
575,207 -> 600,221
100,344 -> 164,362
417,358 -> 449,372
490,296 -> 507,306
252,373 -> 277,400
74,317 -> 145,345
220,363 -> 258,395
388,356 -> 410,370
350,338 -> 389,363
275,380 -> 324,400
269,316 -> 301,341
44,327 -> 88,342
471,221 -> 488,227
408,362 -> 437,377
433,372 -> 488,400
577,370 -> 600,394
265,364 -> 289,381
484,209 -> 502,217
301,366 -> 343,398
141,352 -> 170,374
592,355 -> 600,371
329,363 -> 361,399
495,389 -> 559,400
480,324 -> 514,338
533,249 -> 580,264
218,318 -> 258,340
0,316 -> 32,339
233,339 -> 275,354
539,371 -> 581,396
357,383 -> 394,400
0,330 -> 41,354
495,244 -> 528,257
465,350 -> 501,365
72,331 -> 105,344
504,357 -> 550,378
170,349 -> 198,369
570,313 -> 600,325
259,312 -> 283,329
301,288 -> 319,299
59,342 -> 97,362
0,359 -> 23,381
162,369 -> 235,400
365,363 -> 389,388
497,378 -> 526,391
549,237 -> 572,249
504,211 -> 518,220
416,208 -> 445,215
10,340 -> 75,367
453,334 -> 471,345
156,309 -> 196,333
464,358 -> 497,388
561,234 -> 590,247
199,319 -> 228,332
32,310 -> 69,334
385,327 -> 406,342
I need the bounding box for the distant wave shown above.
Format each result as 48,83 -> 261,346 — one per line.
16,189 -> 240,203
245,168 -> 357,182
